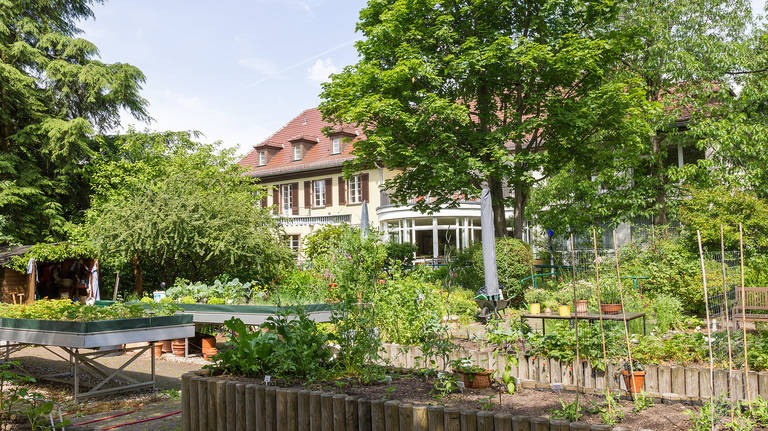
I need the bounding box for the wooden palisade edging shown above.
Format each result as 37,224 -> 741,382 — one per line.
181,372 -> 651,431
379,343 -> 768,403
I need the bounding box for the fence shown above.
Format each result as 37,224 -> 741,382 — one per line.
181,373 -> 645,431
379,343 -> 768,403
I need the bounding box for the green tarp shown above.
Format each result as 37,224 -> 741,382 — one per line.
0,314 -> 192,333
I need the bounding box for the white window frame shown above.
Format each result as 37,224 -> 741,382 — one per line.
293,145 -> 301,161
258,151 -> 266,166
348,175 -> 362,204
331,137 -> 341,154
313,180 -> 325,207
281,184 -> 292,214
284,235 -> 300,252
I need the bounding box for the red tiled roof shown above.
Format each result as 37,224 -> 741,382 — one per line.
238,107 -> 362,178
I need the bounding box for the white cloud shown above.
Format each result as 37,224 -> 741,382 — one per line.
307,58 -> 338,83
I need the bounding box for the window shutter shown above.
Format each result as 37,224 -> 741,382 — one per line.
361,173 -> 369,203
273,187 -> 280,215
324,178 -> 332,207
338,177 -> 346,205
304,181 -> 311,208
290,183 -> 299,215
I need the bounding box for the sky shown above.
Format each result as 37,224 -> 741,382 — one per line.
80,0 -> 767,158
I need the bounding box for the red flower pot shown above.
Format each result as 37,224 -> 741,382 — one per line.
621,370 -> 646,393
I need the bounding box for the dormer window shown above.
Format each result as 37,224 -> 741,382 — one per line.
332,138 -> 341,154
258,151 -> 266,166
293,145 -> 302,161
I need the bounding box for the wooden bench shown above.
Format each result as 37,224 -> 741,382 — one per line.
731,287 -> 768,323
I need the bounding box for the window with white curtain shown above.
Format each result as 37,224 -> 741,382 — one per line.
281,184 -> 292,214
348,175 -> 362,204
313,180 -> 325,207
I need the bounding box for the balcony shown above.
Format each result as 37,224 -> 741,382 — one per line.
279,214 -> 352,226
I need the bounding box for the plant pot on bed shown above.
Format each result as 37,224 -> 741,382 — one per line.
621,361 -> 645,393
451,359 -> 494,389
600,304 -> 622,314
574,300 -> 588,314
171,338 -> 186,357
153,342 -> 163,357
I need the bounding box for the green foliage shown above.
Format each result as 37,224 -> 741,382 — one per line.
599,390 -> 624,425
320,0 -> 648,237
274,268 -> 325,304
686,398 -> 728,431
633,391 -> 654,413
472,238 -> 533,304
525,322 -> 623,371
633,333 -> 707,366
83,131 -> 292,286
373,274 -> 444,345
650,294 -> 683,333
677,187 -> 768,255
209,308 -> 333,380
0,361 -> 68,430
0,299 -> 177,321
5,242 -> 94,272
384,242 -> 417,268
302,225 -> 348,261
619,229 -> 704,314
166,277 -> 255,304
0,0 -> 149,244
551,398 -> 583,422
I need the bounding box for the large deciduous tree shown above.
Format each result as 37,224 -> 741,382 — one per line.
81,130 -> 291,293
528,0 -> 755,232
0,0 -> 148,243
320,0 -> 646,238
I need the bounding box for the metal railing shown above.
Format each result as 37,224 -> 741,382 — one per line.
279,214 -> 352,226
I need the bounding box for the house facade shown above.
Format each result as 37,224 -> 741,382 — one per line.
238,108 -> 505,261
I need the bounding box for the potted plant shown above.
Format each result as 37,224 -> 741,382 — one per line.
621,360 -> 646,393
451,358 -> 494,389
524,289 -> 546,315
573,281 -> 590,314
598,279 -> 622,314
543,298 -> 559,314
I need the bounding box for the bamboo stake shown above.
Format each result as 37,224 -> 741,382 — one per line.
612,231 -> 635,397
592,228 -> 611,411
739,223 -> 751,403
571,234 -> 581,415
720,225 -> 735,417
697,230 -> 716,431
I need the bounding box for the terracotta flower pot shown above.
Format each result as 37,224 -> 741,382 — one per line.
201,335 -> 217,361
621,370 -> 646,393
575,300 -> 588,314
153,342 -> 163,357
600,304 -> 622,315
456,369 -> 494,389
161,340 -> 173,353
171,339 -> 186,357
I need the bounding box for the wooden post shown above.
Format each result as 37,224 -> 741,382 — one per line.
255,386 -> 267,431
132,255 -> 143,296
494,413 -> 512,430
182,374 -> 192,431
196,378 -> 208,431
227,382 -> 237,431
427,406 -> 444,431
696,230 -> 716,429
398,404 -> 413,431
245,385 -> 257,431
321,392 -> 334,431
371,400 -> 385,431
444,408 -> 460,431
738,223 -> 752,403
265,387 -> 276,431
720,225 -> 735,413
333,394 -> 346,431
310,391 -> 322,431
384,400 -> 399,431
345,396 -> 358,431
358,398 -> 372,431
476,411 -> 494,431
511,416 -> 530,431
287,389 -> 299,431
460,410 -> 477,431
112,270 -> 120,301
298,390 -> 310,431
413,405 -> 428,431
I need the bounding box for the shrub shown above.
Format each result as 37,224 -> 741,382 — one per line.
302,224 -> 347,261
470,238 -> 532,304
209,308 -> 333,380
275,268 -> 325,303
650,294 -> 683,333
373,274 -> 444,345
384,242 -> 417,267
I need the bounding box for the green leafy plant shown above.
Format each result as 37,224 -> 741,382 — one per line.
551,398 -> 583,422
431,373 -> 459,402
599,390 -> 624,425
479,395 -> 495,411
0,299 -> 176,321
632,391 -> 654,413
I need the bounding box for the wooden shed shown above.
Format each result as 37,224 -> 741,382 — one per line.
0,244 -> 99,304
0,245 -> 35,304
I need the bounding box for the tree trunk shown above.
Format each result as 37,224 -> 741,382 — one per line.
488,175 -> 508,237
132,255 -> 143,296
512,184 -> 528,240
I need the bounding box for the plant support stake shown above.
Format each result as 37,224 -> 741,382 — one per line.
720,225 -> 735,418
697,230 -> 716,431
570,234 -> 581,416
739,223 -> 751,403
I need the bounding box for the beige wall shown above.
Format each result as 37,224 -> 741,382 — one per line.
257,168 -> 398,250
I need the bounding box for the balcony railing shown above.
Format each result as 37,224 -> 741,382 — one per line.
279,214 -> 352,226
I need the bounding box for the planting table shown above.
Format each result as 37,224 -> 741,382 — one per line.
520,311 -> 647,335
0,314 -> 194,401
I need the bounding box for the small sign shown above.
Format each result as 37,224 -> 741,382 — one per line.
264,375 -> 271,385
153,291 -> 166,302
384,375 -> 392,384
456,381 -> 465,392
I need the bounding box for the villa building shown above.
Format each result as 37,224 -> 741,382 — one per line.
237,108 -> 511,260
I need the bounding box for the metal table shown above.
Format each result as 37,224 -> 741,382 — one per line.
0,315 -> 194,402
521,311 -> 647,335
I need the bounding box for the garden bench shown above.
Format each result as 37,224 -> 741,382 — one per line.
731,287 -> 768,323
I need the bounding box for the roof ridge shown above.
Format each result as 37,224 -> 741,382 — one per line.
253,106 -> 318,149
